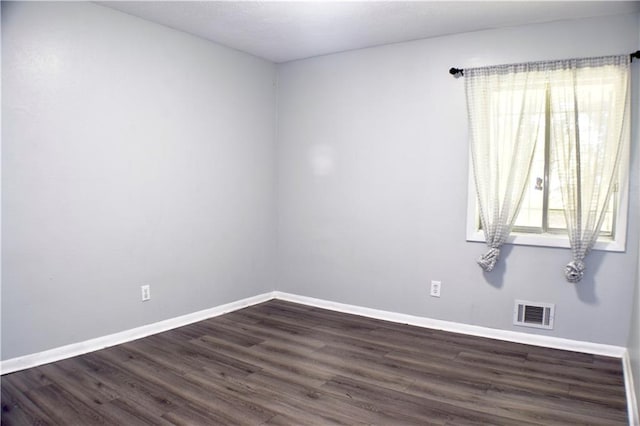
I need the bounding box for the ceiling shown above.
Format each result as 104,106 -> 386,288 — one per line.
99,1 -> 640,63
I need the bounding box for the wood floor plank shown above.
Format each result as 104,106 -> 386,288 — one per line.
1,379 -> 52,426
1,300 -> 628,425
102,348 -> 275,425
74,352 -> 188,417
0,367 -> 52,394
190,334 -> 335,385
209,316 -> 327,351
101,398 -> 174,426
24,383 -> 110,425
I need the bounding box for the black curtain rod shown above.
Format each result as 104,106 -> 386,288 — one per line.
449,50 -> 640,76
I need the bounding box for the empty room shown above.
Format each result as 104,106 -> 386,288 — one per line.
2,1 -> 640,424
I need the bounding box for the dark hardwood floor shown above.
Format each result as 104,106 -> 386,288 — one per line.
1,299 -> 628,425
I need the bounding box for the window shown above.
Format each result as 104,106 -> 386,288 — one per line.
466,75 -> 629,252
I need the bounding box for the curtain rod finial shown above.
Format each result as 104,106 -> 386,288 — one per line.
449,67 -> 464,77
631,50 -> 640,62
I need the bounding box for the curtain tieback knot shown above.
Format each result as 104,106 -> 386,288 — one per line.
565,260 -> 585,283
477,247 -> 500,272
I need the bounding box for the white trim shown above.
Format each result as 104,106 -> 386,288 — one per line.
4,291 -> 624,371
465,138 -> 630,254
3,290 -> 633,423
274,291 -> 626,357
623,350 -> 639,426
0,292 -> 276,375
467,228 -> 627,252
467,228 -> 626,253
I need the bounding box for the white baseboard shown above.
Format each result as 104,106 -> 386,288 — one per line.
3,290 -> 635,425
273,292 -> 636,424
0,292 -> 276,375
273,291 -> 626,357
622,350 -> 639,426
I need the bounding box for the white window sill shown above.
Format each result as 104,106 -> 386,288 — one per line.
466,229 -> 626,252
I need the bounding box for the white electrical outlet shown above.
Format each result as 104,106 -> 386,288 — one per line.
141,285 -> 151,301
430,280 -> 441,297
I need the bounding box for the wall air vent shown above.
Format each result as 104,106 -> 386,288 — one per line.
513,300 -> 555,330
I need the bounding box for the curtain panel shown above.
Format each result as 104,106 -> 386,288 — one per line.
465,65 -> 546,272
548,56 -> 630,282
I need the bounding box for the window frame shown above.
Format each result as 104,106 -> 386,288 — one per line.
465,141 -> 630,253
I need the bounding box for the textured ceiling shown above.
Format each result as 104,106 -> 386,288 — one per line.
99,1 -> 640,63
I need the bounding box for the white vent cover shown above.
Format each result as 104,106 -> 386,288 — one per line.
513,300 -> 555,330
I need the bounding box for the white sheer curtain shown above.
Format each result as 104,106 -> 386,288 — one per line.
548,56 -> 630,282
466,65 -> 546,271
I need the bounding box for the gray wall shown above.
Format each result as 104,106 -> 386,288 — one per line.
276,13 -> 640,346
626,11 -> 640,414
2,3 -> 639,362
630,247 -> 640,417
1,2 -> 278,360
